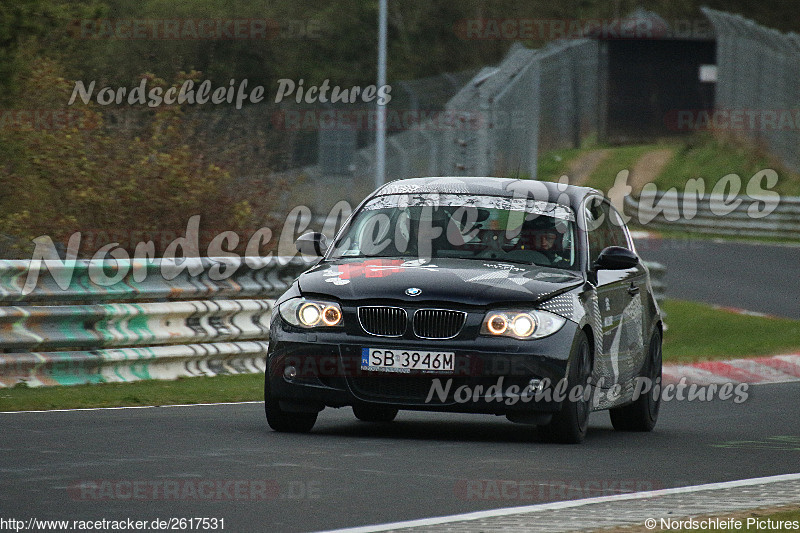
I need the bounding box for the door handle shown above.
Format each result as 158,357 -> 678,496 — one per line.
627,283 -> 640,296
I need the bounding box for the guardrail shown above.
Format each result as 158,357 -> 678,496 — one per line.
624,194 -> 800,239
0,256 -> 666,388
0,257 -> 309,388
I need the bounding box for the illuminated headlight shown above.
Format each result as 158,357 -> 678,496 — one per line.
279,298 -> 343,328
481,310 -> 566,339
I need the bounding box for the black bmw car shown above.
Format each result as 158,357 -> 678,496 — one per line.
266,177 -> 663,443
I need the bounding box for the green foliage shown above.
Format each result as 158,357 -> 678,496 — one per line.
0,0 -> 104,104
0,59 -> 257,257
2,0 -> 799,258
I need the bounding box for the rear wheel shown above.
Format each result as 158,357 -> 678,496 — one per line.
539,331 -> 592,444
353,404 -> 398,423
264,379 -> 318,433
609,330 -> 662,432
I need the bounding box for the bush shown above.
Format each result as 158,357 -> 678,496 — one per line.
0,58 -> 282,258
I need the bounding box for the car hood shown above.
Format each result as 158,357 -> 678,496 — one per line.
297,257 -> 584,306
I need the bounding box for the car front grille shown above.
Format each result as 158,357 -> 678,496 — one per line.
413,309 -> 466,339
358,306 -> 407,337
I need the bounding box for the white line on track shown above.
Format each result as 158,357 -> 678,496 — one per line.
0,400 -> 262,414
319,473 -> 800,533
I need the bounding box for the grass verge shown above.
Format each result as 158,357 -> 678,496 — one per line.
655,133 -> 800,197
536,133 -> 800,244
1,299 -> 799,411
536,133 -> 800,196
0,373 -> 264,412
586,142 -> 673,193
662,299 -> 800,362
536,146 -> 584,180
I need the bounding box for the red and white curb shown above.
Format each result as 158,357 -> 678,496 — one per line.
710,304 -> 780,318
663,354 -> 800,385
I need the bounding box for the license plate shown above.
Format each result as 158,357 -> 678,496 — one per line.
361,348 -> 455,373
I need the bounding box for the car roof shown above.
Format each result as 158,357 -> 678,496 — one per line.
372,176 -> 600,213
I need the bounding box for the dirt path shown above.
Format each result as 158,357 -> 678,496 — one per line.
627,148 -> 674,193
563,149 -> 610,185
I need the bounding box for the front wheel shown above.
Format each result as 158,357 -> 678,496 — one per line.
265,379 -> 318,433
539,330 -> 592,444
609,330 -> 662,432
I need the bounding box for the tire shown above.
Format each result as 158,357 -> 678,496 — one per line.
609,330 -> 662,432
264,378 -> 318,433
539,331 -> 592,444
353,404 -> 398,423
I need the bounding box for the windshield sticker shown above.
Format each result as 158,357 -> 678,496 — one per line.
362,193 -> 575,221
378,179 -> 473,196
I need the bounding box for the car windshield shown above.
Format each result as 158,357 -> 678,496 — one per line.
328,193 -> 578,269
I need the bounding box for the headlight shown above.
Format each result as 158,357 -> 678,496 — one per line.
279,298 -> 343,328
481,309 -> 566,339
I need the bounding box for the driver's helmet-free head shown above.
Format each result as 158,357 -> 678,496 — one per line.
524,218 -> 564,253
532,227 -> 559,251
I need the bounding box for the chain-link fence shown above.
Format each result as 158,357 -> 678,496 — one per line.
347,39 -> 598,191
702,8 -> 800,172
314,70 -> 477,176
278,10 -> 798,213
282,39 -> 600,212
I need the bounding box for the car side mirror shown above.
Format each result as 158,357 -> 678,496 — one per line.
594,246 -> 639,270
295,232 -> 328,257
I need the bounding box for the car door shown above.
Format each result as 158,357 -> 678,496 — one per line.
586,198 -> 647,387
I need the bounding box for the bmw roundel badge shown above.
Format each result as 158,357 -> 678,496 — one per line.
405,287 -> 422,297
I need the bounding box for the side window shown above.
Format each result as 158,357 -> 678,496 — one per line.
607,205 -> 631,249
586,198 -> 630,263
586,204 -> 607,264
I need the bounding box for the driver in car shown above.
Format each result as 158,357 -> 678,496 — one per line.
529,225 -> 570,266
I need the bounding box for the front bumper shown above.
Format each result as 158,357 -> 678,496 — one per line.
266,318 -> 580,416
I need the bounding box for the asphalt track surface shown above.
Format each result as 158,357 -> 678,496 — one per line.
635,236 -> 800,319
2,382 -> 799,532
